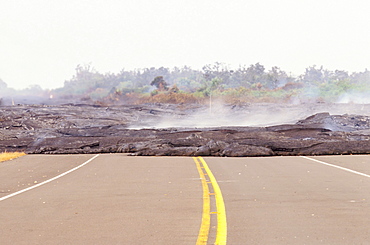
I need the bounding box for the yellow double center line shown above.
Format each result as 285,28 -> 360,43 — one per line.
193,157 -> 227,245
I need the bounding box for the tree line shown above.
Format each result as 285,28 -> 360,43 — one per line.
1,62 -> 370,105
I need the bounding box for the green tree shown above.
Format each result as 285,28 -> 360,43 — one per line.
150,76 -> 168,91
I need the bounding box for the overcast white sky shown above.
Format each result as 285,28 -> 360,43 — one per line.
1,0 -> 370,89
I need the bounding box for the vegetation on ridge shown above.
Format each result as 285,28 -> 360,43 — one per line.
1,62 -> 370,105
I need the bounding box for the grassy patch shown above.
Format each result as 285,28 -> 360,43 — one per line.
0,152 -> 26,163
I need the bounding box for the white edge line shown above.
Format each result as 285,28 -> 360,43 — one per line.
0,154 -> 100,202
301,156 -> 370,178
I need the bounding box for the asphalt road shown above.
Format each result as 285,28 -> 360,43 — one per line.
1,154 -> 370,244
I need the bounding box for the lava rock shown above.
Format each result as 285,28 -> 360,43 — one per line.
1,103 -> 370,157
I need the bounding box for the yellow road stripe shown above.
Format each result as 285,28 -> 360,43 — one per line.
194,157 -> 211,245
199,157 -> 227,245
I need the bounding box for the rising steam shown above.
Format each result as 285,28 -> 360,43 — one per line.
128,100 -> 370,129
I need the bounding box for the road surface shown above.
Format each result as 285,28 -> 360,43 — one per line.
1,154 -> 370,244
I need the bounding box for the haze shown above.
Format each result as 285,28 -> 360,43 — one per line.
1,0 -> 370,89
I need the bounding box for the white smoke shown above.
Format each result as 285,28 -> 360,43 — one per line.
337,92 -> 370,104
127,100 -> 370,129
